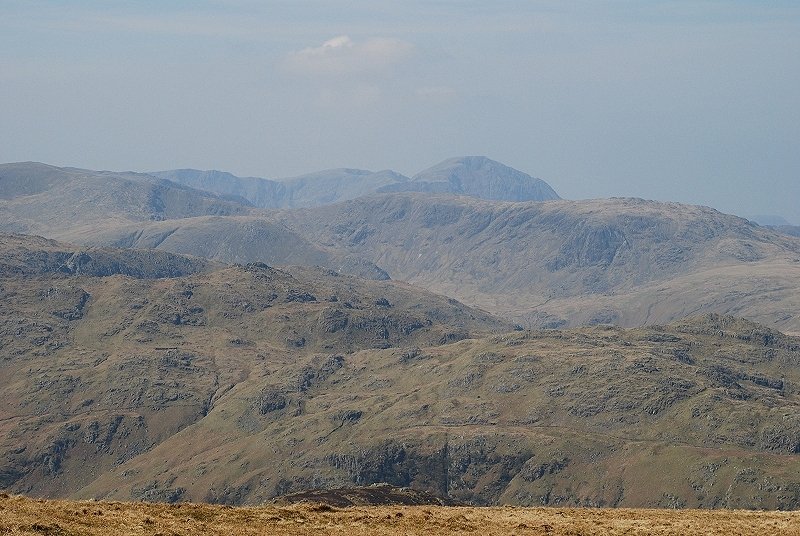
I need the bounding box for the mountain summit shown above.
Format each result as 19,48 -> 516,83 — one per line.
378,156 -> 561,202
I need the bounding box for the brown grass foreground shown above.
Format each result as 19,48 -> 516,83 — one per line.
2,494 -> 800,535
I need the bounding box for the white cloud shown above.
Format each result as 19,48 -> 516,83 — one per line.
283,35 -> 414,76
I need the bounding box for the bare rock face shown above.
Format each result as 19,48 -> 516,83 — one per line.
258,389 -> 288,415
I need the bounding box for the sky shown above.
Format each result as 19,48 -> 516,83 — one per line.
1,1 -> 799,223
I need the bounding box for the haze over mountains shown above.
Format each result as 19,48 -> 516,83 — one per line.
770,225 -> 800,238
152,168 -> 407,209
152,156 -> 560,209
748,215 -> 800,238
3,157 -> 800,508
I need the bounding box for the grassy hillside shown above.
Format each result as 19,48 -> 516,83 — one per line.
4,203 -> 800,509
71,315 -> 800,508
0,234 -> 508,502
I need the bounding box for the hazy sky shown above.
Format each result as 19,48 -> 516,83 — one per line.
2,1 -> 798,222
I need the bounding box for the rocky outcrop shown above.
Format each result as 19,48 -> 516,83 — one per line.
270,483 -> 452,507
0,233 -> 214,279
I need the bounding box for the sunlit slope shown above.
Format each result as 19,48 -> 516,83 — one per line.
0,234 -> 508,502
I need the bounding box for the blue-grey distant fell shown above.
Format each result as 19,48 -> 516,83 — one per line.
152,156 -> 560,209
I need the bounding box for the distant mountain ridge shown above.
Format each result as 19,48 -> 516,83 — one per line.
769,225 -> 800,238
83,216 -> 391,280
0,162 -> 252,241
151,168 -> 409,209
153,156 -> 560,208
749,214 -> 793,226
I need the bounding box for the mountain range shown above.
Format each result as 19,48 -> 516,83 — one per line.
0,162 -> 251,242
3,159 -> 800,333
3,157 -> 800,508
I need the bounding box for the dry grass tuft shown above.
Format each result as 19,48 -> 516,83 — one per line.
1,494 -> 800,535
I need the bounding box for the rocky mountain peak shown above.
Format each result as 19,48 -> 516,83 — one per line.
379,156 -> 561,202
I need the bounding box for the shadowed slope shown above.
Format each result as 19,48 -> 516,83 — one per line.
0,233 -> 215,278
